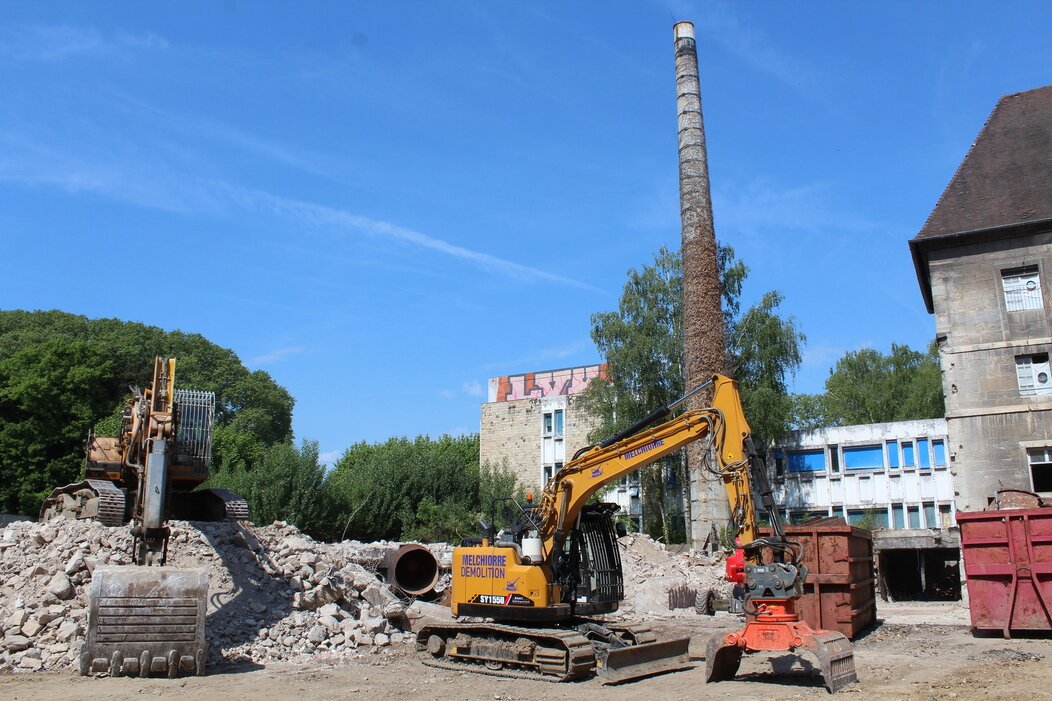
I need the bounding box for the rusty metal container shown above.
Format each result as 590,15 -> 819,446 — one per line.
957,506 -> 1052,637
761,518 -> 876,639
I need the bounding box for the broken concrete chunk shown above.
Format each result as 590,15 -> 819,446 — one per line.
46,573 -> 73,600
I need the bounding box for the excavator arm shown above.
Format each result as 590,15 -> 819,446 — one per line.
536,374 -> 759,570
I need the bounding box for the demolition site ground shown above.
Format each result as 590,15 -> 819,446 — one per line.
2,519 -> 1050,700
3,605 -> 1051,701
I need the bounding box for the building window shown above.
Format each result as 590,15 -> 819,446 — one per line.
1002,266 -> 1043,312
787,449 -> 825,473
829,445 -> 840,473
907,506 -> 921,529
933,439 -> 946,466
891,504 -> 905,529
1027,447 -> 1052,494
886,440 -> 899,469
1016,353 -> 1052,395
774,451 -> 785,477
553,409 -> 564,438
902,441 -> 915,467
543,412 -> 553,435
918,438 -> 931,469
844,445 -> 883,470
543,464 -> 553,485
923,502 -> 936,528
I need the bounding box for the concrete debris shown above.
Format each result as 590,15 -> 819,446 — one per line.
616,533 -> 732,616
0,518 -> 729,676
0,517 -> 452,674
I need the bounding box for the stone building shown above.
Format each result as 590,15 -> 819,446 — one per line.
910,85 -> 1052,511
479,364 -> 607,492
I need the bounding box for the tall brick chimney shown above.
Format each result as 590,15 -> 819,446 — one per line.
673,21 -> 731,549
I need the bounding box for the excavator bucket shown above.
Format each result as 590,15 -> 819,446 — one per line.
595,636 -> 692,684
80,566 -> 208,677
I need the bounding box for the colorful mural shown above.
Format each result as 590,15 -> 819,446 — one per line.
488,364 -> 609,402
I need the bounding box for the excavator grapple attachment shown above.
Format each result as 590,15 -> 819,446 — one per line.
80,567 -> 208,677
801,629 -> 858,693
704,630 -> 743,683
596,635 -> 691,684
705,622 -> 857,693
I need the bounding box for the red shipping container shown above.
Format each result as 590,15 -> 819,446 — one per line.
760,518 -> 876,639
958,507 -> 1052,637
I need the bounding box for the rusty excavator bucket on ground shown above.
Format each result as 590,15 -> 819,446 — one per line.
80,567 -> 209,677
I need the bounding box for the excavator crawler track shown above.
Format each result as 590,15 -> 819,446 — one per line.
169,488 -> 249,522
39,479 -> 126,527
417,622 -> 596,681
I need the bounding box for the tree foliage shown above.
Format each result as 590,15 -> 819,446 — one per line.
208,440 -> 332,535
327,434 -> 520,543
820,341 -> 944,425
0,310 -> 294,515
580,245 -> 804,540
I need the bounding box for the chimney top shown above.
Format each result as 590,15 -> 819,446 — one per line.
673,21 -> 695,40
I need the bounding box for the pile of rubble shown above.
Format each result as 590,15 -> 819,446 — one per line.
0,517 -> 727,675
0,517 -> 448,674
617,533 -> 732,615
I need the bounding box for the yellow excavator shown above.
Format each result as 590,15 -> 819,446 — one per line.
417,374 -> 857,690
40,357 -> 246,677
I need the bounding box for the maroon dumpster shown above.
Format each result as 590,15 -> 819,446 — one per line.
761,518 -> 876,639
958,506 -> 1052,637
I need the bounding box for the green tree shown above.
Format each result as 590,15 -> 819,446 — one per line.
0,339 -> 115,514
0,310 -> 296,514
580,245 -> 804,541
328,434 -> 486,542
823,341 -> 943,425
208,440 -> 332,534
728,290 -> 805,446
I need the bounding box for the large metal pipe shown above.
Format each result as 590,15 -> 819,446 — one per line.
385,543 -> 440,597
673,21 -> 732,549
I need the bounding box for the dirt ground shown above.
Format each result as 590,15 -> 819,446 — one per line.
3,601 -> 1051,701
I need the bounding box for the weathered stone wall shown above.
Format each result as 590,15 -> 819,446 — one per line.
479,395 -> 599,491
929,229 -> 1052,510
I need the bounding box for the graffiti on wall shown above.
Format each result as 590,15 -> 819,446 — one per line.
488,364 -> 609,402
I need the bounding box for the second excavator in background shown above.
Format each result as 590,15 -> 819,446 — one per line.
418,374 -> 857,690
39,357 -> 248,677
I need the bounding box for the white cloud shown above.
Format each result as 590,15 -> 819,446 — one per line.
0,128 -> 595,290
250,346 -> 305,365
462,380 -> 483,397
0,25 -> 167,62
318,450 -> 340,467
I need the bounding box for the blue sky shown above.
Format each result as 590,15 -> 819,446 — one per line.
2,2 -> 1051,463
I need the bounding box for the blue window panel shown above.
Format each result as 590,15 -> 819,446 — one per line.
923,503 -> 936,528
886,441 -> 899,468
933,440 -> 946,466
902,442 -> 915,466
892,505 -> 905,529
787,449 -> 825,472
918,438 -> 930,468
844,445 -> 883,469
908,507 -> 921,529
